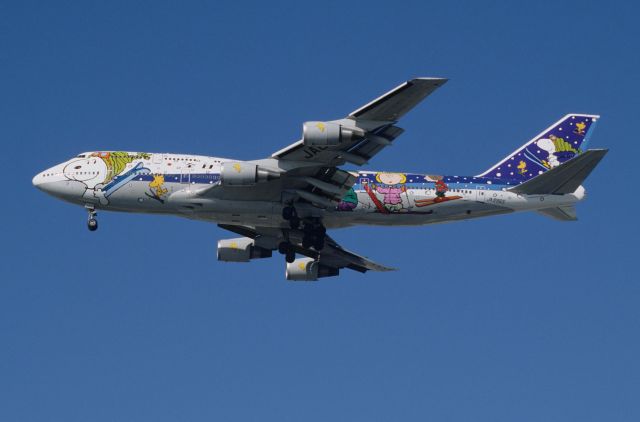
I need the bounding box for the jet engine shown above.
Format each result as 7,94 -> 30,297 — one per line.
220,161 -> 280,187
302,121 -> 360,146
217,237 -> 272,262
285,257 -> 339,281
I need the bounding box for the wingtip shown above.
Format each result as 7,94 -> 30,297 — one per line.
587,148 -> 609,156
412,77 -> 449,85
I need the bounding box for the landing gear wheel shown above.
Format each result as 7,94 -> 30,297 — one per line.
282,206 -> 296,221
285,250 -> 296,263
85,205 -> 98,232
300,218 -> 326,250
313,236 -> 325,251
289,217 -> 301,230
279,242 -> 296,263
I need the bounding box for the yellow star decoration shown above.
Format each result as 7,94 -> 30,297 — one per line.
315,122 -> 326,133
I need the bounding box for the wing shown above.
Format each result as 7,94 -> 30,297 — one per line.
204,80 -> 445,278
272,77 -> 447,166
315,234 -> 395,273
219,224 -> 395,275
194,78 -> 446,209
349,77 -> 448,121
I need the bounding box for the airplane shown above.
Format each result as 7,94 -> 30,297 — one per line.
33,78 -> 607,281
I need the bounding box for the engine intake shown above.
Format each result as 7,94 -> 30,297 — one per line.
220,161 -> 280,187
302,121 -> 360,147
285,258 -> 339,281
217,237 -> 272,262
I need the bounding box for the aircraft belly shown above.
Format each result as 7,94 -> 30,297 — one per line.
335,199 -> 512,226
102,180 -> 175,212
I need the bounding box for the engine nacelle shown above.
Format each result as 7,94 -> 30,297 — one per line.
302,121 -> 359,147
285,258 -> 339,281
220,161 -> 279,187
217,237 -> 272,262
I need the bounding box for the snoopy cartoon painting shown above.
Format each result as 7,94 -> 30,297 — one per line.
63,152 -> 150,204
535,135 -> 578,169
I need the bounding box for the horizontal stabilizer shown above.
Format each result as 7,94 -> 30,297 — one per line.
509,149 -> 608,195
537,206 -> 578,221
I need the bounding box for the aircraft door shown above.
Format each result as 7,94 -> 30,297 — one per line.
181,162 -> 192,185
476,186 -> 488,202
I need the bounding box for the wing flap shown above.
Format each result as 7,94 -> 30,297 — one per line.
318,235 -> 396,272
218,224 -> 394,274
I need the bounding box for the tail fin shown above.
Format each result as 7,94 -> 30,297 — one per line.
478,114 -> 600,183
509,149 -> 608,195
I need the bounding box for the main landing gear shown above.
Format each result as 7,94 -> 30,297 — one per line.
301,221 -> 325,251
282,205 -> 301,229
86,206 -> 98,232
278,242 -> 297,263
281,205 -> 327,253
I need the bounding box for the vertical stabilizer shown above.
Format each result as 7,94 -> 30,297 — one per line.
478,114 -> 599,183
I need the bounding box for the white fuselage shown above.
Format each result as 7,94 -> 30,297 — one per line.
33,151 -> 584,229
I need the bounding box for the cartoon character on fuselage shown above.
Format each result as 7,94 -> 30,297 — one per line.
63,155 -> 110,203
62,151 -> 149,205
63,156 -> 107,188
373,172 -> 407,212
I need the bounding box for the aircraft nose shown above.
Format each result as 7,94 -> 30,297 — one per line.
32,165 -> 64,193
32,172 -> 44,188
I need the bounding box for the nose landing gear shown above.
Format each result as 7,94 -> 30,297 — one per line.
86,205 -> 98,231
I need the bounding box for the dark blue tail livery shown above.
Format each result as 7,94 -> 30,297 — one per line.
478,114 -> 599,183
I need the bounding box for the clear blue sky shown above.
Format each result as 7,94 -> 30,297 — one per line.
2,1 -> 639,420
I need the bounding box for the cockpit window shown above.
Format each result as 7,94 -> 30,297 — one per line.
77,154 -> 86,158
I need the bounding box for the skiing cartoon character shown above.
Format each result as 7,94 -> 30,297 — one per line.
574,121 -> 586,136
536,135 -> 578,169
517,160 -> 527,175
63,151 -> 150,205
433,176 -> 449,200
372,172 -> 407,213
145,174 -> 169,204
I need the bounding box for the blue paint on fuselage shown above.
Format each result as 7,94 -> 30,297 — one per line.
121,171 -> 511,191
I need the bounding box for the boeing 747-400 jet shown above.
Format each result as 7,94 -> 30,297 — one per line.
33,78 -> 607,280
